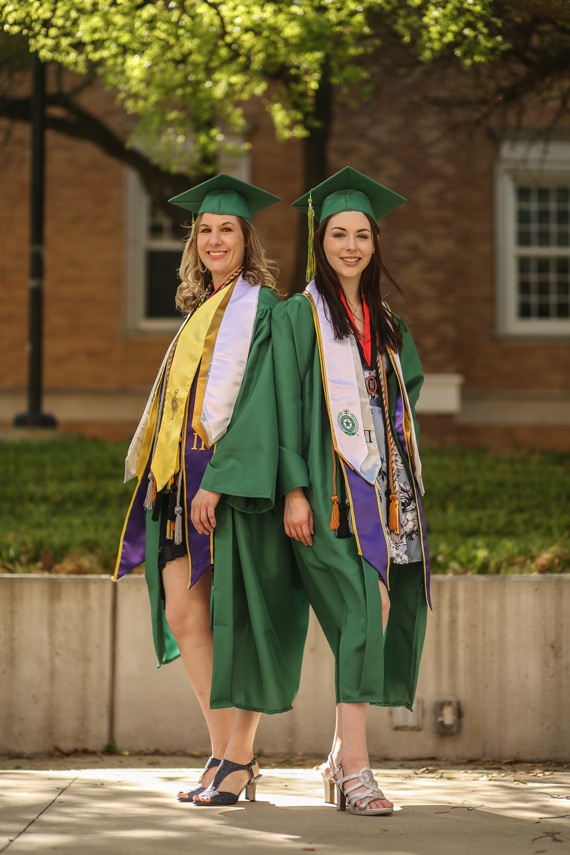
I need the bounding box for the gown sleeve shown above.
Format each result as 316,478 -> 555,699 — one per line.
271,295 -> 315,496
199,286 -> 280,513
398,318 -> 424,443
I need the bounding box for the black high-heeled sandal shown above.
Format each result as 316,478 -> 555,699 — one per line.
193,755 -> 262,806
177,755 -> 221,803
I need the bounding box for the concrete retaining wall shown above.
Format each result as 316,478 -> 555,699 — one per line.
1,574 -> 569,761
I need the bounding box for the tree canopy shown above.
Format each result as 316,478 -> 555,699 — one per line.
1,1 -> 569,197
1,0 -> 385,174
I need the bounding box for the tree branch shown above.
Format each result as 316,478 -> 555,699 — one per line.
0,91 -> 208,214
496,0 -> 570,24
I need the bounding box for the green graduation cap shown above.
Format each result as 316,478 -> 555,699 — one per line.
291,166 -> 406,282
292,166 -> 406,222
169,173 -> 280,222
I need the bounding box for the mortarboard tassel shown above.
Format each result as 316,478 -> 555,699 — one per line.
306,194 -> 316,283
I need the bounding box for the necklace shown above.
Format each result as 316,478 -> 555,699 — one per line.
339,290 -> 372,365
346,298 -> 363,320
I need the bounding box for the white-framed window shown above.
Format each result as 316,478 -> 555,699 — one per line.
124,149 -> 251,332
495,138 -> 570,337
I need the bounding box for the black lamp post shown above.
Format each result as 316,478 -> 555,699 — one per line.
14,52 -> 56,428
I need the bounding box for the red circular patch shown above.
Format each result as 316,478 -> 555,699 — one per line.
366,375 -> 377,396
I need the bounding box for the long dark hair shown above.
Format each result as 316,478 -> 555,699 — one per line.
313,213 -> 407,353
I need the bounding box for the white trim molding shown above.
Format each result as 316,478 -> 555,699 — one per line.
495,138 -> 570,338
416,374 -> 464,415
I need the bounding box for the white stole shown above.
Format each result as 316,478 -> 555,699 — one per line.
305,280 -> 423,493
124,275 -> 260,482
199,276 -> 260,446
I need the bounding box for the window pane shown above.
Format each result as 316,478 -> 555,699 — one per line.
519,280 -> 530,296
518,229 -> 531,246
146,251 -> 182,318
517,255 -> 570,320
538,230 -> 551,246
515,182 -> 570,249
519,301 -> 532,318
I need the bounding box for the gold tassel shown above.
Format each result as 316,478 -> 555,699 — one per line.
329,441 -> 339,531
389,493 -> 400,534
330,494 -> 340,531
306,194 -> 316,283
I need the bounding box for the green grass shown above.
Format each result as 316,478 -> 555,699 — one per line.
421,446 -> 569,575
0,439 -> 568,575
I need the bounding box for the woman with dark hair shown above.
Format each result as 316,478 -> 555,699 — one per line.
115,174 -> 308,807
272,167 -> 431,816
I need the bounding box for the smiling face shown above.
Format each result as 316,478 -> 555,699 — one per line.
197,213 -> 246,287
322,211 -> 374,291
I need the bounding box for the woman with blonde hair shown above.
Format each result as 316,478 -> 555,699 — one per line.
116,174 -> 308,806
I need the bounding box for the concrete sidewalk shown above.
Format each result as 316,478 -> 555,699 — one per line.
1,755 -> 569,855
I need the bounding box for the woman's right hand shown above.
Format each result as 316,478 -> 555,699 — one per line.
284,488 -> 314,547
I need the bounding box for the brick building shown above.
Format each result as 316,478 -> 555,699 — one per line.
1,64 -> 569,449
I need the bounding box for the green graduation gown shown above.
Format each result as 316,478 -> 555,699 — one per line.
272,293 -> 428,710
117,285 -> 309,715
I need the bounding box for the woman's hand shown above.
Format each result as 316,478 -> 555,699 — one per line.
191,488 -> 222,535
284,488 -> 314,547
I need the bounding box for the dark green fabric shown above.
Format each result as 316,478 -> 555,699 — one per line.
145,286 -> 310,714
144,510 -> 180,666
272,294 -> 427,709
169,173 -> 280,219
210,500 -> 309,714
291,166 -> 406,221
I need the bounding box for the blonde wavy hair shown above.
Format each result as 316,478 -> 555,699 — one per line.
175,214 -> 278,315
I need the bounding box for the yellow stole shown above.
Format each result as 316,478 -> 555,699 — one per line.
136,283 -> 234,491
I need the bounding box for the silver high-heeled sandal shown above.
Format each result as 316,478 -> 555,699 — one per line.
336,765 -> 393,816
319,753 -> 340,805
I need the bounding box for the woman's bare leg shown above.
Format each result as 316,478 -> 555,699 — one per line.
195,709 -> 262,801
336,702 -> 393,810
328,578 -> 392,809
163,556 -> 233,791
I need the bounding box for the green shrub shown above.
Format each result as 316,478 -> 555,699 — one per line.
0,439 -> 568,575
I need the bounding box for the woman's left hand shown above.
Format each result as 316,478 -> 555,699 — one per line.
191,488 -> 222,535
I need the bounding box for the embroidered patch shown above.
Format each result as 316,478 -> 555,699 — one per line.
337,409 -> 359,436
171,389 -> 179,420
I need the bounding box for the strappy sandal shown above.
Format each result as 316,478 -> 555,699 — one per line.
193,755 -> 262,806
177,755 -> 221,803
336,765 -> 393,816
319,753 -> 341,805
